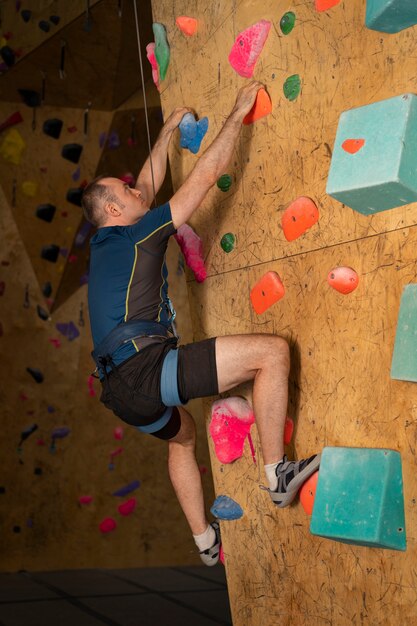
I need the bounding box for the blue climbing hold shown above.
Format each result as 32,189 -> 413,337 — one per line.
210,495 -> 243,520
179,113 -> 208,154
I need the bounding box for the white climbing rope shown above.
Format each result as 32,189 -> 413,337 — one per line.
133,0 -> 157,207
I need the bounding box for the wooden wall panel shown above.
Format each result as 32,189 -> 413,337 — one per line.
152,0 -> 417,623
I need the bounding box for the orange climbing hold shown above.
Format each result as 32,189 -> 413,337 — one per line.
342,138 -> 365,154
243,88 -> 272,125
315,0 -> 341,11
176,16 -> 198,36
281,196 -> 319,242
299,470 -> 319,515
250,271 -> 285,314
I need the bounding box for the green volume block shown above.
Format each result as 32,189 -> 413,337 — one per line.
391,284 -> 417,381
310,447 -> 406,551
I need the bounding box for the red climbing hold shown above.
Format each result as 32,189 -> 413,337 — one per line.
250,271 -> 285,314
342,139 -> 365,154
299,470 -> 319,515
327,266 -> 359,294
243,88 -> 272,125
315,0 -> 341,11
281,197 -> 319,242
284,417 -> 294,445
176,16 -> 198,36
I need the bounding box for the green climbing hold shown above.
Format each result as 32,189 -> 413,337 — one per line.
153,23 -> 170,81
220,233 -> 235,253
217,174 -> 232,192
283,74 -> 301,101
280,12 -> 296,35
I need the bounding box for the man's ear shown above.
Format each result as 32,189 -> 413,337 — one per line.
104,201 -> 121,217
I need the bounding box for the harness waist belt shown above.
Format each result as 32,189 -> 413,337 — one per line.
92,319 -> 170,368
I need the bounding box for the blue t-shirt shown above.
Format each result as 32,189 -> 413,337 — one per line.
88,202 -> 176,366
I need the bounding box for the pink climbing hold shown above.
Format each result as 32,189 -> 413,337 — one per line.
210,397 -> 255,464
146,42 -> 160,92
99,517 -> 117,533
118,497 -> 137,516
114,426 -> 124,440
174,223 -> 206,283
219,544 -> 225,565
79,495 -> 93,505
228,20 -> 271,78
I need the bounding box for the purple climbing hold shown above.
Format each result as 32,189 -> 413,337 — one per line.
51,426 -> 71,439
56,321 -> 80,341
112,480 -> 141,497
108,131 -> 120,150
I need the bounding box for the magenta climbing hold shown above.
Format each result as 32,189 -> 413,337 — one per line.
79,495 -> 93,505
228,20 -> 271,78
99,518 -> 117,533
327,266 -> 359,294
146,42 -> 160,91
210,397 -> 255,464
118,498 -> 137,516
174,223 -> 206,282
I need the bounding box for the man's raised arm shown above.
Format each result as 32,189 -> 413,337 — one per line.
136,107 -> 191,207
169,81 -> 263,229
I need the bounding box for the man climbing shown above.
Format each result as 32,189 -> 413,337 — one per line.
82,81 -> 320,567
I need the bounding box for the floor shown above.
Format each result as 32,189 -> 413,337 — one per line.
0,565 -> 232,626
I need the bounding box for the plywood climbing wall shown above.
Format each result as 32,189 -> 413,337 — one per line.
152,0 -> 417,624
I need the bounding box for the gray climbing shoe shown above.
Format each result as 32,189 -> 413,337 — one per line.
269,453 -> 321,508
199,521 -> 221,567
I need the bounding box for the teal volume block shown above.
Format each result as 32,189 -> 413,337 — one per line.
310,447 -> 406,551
391,284 -> 417,382
366,0 -> 417,34
326,94 -> 417,215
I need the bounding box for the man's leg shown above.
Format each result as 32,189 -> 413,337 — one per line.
166,406 -> 220,566
215,334 -> 320,505
216,334 -> 289,463
167,406 -> 207,535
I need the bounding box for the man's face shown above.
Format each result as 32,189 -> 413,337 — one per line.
102,177 -> 148,223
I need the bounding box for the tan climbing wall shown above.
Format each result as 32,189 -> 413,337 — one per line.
152,0 -> 417,624
0,1 -> 213,572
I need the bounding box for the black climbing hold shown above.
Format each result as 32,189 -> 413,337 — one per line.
42,282 -> 52,298
39,20 -> 50,32
36,305 -> 50,321
41,244 -> 60,263
0,46 -> 15,67
13,526 -> 21,533
0,486 -> 5,494
66,187 -> 83,207
36,204 -> 56,223
26,367 -> 44,384
61,143 -> 83,164
43,118 -> 63,139
34,467 -> 42,475
18,89 -> 41,108
49,15 -> 60,25
21,10 -> 32,22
